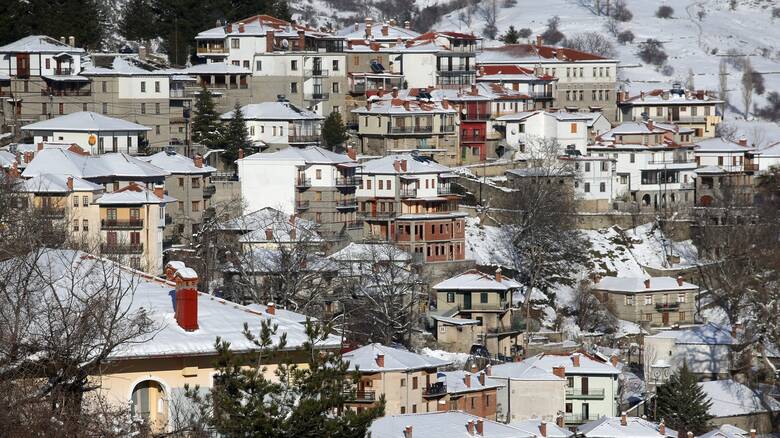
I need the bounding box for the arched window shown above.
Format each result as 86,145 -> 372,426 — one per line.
131,380 -> 168,431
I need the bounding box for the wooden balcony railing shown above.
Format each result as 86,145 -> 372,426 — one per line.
101,219 -> 144,230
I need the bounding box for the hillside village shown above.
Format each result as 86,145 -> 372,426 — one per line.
0,1 -> 779,437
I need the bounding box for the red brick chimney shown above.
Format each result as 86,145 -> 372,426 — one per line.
393,160 -> 401,172
298,30 -> 306,50
400,159 -> 407,172
226,23 -> 233,33
366,100 -> 372,110
37,142 -> 44,151
470,83 -> 478,96
194,154 -> 203,168
347,147 -> 357,160
687,432 -> 693,438
552,366 -> 565,378
539,421 -> 547,437
536,34 -> 543,47
464,373 -> 471,388
392,87 -> 399,98
164,261 -> 185,281
485,365 -> 491,376
404,20 -> 410,29
267,302 -> 275,315
647,119 -> 654,131
620,412 -> 627,426
495,267 -> 502,283
476,419 -> 484,435
403,425 -> 413,438
238,23 -> 244,33
676,275 -> 684,286
264,226 -> 274,240
174,267 -> 199,331
738,138 -> 748,147
377,87 -> 385,97
571,353 -> 581,367
382,23 -> 389,36
659,421 -> 665,435
238,148 -> 244,159
750,429 -> 757,438
556,414 -> 564,428
403,100 -> 410,111
266,30 -> 275,52
478,371 -> 486,385
375,353 -> 385,368
466,420 -> 475,435
610,354 -> 619,367
644,278 -> 651,289
66,176 -> 73,191
154,184 -> 164,199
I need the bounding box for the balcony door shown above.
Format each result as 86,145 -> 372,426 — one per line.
582,403 -> 589,421
16,54 -> 30,78
662,311 -> 670,325
581,377 -> 589,396
463,292 -> 472,309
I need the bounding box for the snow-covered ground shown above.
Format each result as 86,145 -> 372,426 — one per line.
420,347 -> 471,367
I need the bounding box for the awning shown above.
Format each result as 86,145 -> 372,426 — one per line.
43,75 -> 89,82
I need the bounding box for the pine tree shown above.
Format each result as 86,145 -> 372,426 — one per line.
499,25 -> 521,44
219,101 -> 251,164
191,85 -> 221,148
655,362 -> 713,436
186,319 -> 384,436
321,112 -> 349,150
120,0 -> 158,43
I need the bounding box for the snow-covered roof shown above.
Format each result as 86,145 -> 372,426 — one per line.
0,150 -> 17,168
578,416 -> 676,437
646,323 -> 737,345
523,352 -> 620,376
433,269 -> 521,291
21,112 -> 151,133
218,207 -> 308,232
221,101 -> 323,121
621,88 -> 724,106
510,419 -> 574,438
19,173 -> 103,193
183,63 -> 251,75
23,149 -> 169,179
431,315 -> 480,326
599,122 -> 668,139
757,141 -> 780,157
694,138 -> 754,153
368,411 -> 534,438
229,248 -> 335,274
0,35 -> 85,54
698,424 -> 750,438
441,370 -> 503,394
360,154 -> 451,175
593,276 -> 698,293
328,242 -> 412,262
3,249 -> 340,360
342,343 -> 451,372
479,44 -> 616,64
240,146 -> 351,165
94,183 -> 175,205
699,380 -> 780,418
695,165 -> 728,174
488,361 -> 562,381
140,151 -> 217,175
81,56 -> 171,77
195,15 -> 334,41
352,98 -> 456,115
336,22 -> 420,41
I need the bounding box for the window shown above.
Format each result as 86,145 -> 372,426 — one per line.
584,183 -> 590,193
412,377 -> 418,389
112,136 -> 118,152
366,180 -> 372,189
141,103 -> 146,114
155,125 -> 160,135
231,38 -> 240,49
400,378 -> 406,387
626,295 -> 634,306
58,103 -> 63,114
83,103 -> 88,111
155,103 -> 160,114
386,180 -> 391,190
579,90 -> 584,101
243,60 -> 249,69
630,153 -> 635,163
141,81 -> 146,92
585,162 -> 591,172
315,212 -> 322,223
178,177 -> 184,187
83,196 -> 89,207
82,219 -> 88,231
400,407 -> 406,414
446,292 -> 455,303
475,316 -> 483,326
570,123 -> 577,134
290,82 -> 298,93
332,59 -> 339,71
412,404 -> 417,413
480,292 -> 488,303
600,182 -> 606,192
101,81 -> 107,93
691,106 -> 698,116
378,180 -> 384,190
567,377 -> 574,387
256,60 -> 262,71
154,81 -> 160,93
677,293 -> 686,303
332,82 -> 339,93
41,103 -> 47,115
565,403 -> 573,413
102,102 -> 108,114
316,169 -> 322,180
192,177 -> 200,188
191,201 -> 200,212
645,295 -> 653,305
73,219 -> 79,231
290,60 -> 298,71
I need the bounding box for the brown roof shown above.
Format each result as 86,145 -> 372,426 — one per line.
484,44 -> 609,61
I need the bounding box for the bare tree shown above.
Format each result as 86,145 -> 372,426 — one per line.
479,0 -> 499,39
563,32 -> 616,58
742,57 -> 755,119
571,279 -> 617,334
718,59 -> 729,116
686,68 -> 695,90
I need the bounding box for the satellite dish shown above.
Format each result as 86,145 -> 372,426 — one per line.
281,39 -> 289,49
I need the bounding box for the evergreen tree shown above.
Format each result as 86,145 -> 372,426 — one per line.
120,0 -> 158,43
499,25 -> 521,44
191,85 -> 222,148
655,362 -> 713,436
220,101 -> 251,164
321,112 -> 349,150
186,320 -> 384,436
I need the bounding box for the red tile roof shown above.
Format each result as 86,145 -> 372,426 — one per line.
484,44 -> 609,61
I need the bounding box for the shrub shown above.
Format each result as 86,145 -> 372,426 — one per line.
661,64 -> 674,76
656,5 -> 674,18
518,27 -> 532,38
637,39 -> 667,66
604,18 -> 620,36
541,16 -> 565,45
617,30 -> 634,44
612,0 -> 633,22
753,72 -> 765,95
501,0 -> 517,7
773,7 -> 780,19
754,92 -> 780,121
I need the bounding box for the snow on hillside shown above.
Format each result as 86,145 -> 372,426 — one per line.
436,0 -> 780,132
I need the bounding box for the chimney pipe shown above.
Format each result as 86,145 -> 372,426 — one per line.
66,176 -> 74,191
154,184 -> 164,199
267,302 -> 276,315
738,138 -> 748,147
476,419 -> 484,435
687,433 -> 693,438
647,119 -> 654,131
644,278 -> 651,289
392,87 -> 399,98
265,227 -> 273,240
227,23 -> 233,33
400,159 -> 407,172
556,414 -> 564,428
347,147 -> 357,161
165,261 -> 184,281
676,275 -> 684,286
376,353 -> 385,368
485,364 -> 491,376
464,373 -> 471,388
552,366 -> 565,378
750,429 -> 757,438
174,267 -> 199,331
194,153 -> 203,168
659,421 -> 665,435
495,267 -> 502,283
382,23 -> 389,36
466,420 -> 475,435
571,353 -> 580,367
620,412 -> 627,426
266,30 -> 275,52
478,371 -> 485,385
354,22 -> 359,31
37,142 -> 44,151
403,425 -> 413,438
238,148 -> 244,160
610,355 -> 619,367
404,20 -> 411,29
536,34 -> 543,47
68,36 -> 75,47
539,421 -> 547,437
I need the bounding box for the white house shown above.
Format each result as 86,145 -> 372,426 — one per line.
699,380 -> 780,434
394,32 -> 481,90
756,141 -> 780,172
487,359 -> 567,424
220,101 -> 324,150
496,110 -> 611,157
368,411 -> 535,438
694,137 -> 757,173
644,323 -> 738,389
578,414 -> 677,438
20,112 -> 151,155
563,155 -> 621,211
0,35 -> 85,78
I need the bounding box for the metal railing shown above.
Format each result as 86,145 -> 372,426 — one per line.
528,91 -> 554,99
565,388 -> 605,399
335,177 -> 358,187
288,134 -> 321,143
458,302 -> 510,312
41,89 -> 91,96
400,188 -> 417,198
304,69 -> 329,77
336,199 -> 358,209
211,172 -> 238,182
462,113 -> 491,121
196,47 -> 228,54
647,158 -> 694,165
461,134 -> 486,142
423,382 -> 447,397
38,207 -> 66,218
362,211 -> 398,219
388,126 -> 433,134
564,413 -> 603,424
101,219 -> 144,229
346,220 -> 363,229
295,177 -> 311,188
295,201 -> 310,211
343,390 -> 376,402
101,243 -> 144,254
304,92 -> 330,101
437,185 -> 453,195
442,125 -> 456,133
655,302 -> 681,311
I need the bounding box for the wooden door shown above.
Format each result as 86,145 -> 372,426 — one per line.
662,312 -> 670,325
672,106 -> 680,121
463,292 -> 472,310
16,54 -> 29,78
581,377 -> 589,395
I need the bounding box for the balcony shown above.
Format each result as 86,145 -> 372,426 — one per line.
400,187 -> 417,198
343,390 -> 376,403
38,206 -> 66,218
101,219 -> 144,230
203,185 -> 216,198
196,46 -> 228,54
304,92 -> 330,101
528,91 -> 554,100
362,211 -> 398,219
41,89 -> 91,97
744,163 -> 759,172
461,134 -> 487,142
335,176 -> 358,187
101,243 -> 144,255
462,114 -> 491,121
565,413 -> 603,424
295,177 -> 311,189
388,126 -> 434,134
437,185 -> 454,195
336,199 -> 358,210
169,89 -> 187,98
346,220 -> 363,229
288,134 -> 321,144
647,158 -> 694,165
655,302 -> 681,311
423,382 -> 447,397
565,388 -> 605,399
458,302 -> 509,312
304,69 -> 329,77
442,125 -> 456,133
295,200 -> 310,211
